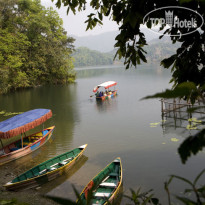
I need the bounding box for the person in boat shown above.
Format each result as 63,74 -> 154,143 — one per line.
99,91 -> 104,97
95,91 -> 100,97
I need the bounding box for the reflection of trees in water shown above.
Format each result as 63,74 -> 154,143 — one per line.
0,84 -> 79,159
95,96 -> 118,113
76,67 -> 118,78
160,98 -> 205,163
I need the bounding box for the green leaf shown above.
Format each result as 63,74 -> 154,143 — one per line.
151,197 -> 160,205
193,169 -> 205,186
171,175 -> 193,186
175,196 -> 197,204
160,55 -> 176,68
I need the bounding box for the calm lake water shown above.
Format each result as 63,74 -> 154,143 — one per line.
0,65 -> 205,204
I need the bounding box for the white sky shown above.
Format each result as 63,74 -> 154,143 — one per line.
41,0 -> 119,36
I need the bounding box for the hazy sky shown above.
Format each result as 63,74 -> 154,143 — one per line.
42,0 -> 119,37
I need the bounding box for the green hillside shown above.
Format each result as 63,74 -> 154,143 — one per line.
72,40 -> 180,67
72,47 -> 113,67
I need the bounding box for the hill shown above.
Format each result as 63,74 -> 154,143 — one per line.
73,28 -> 158,53
72,37 -> 181,67
72,47 -> 113,67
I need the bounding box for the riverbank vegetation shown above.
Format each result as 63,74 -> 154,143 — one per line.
0,0 -> 75,94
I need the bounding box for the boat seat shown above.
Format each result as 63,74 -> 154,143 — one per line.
50,163 -> 59,168
109,172 -> 118,176
100,182 -> 117,188
94,192 -> 110,197
59,157 -> 73,166
39,169 -> 47,174
39,167 -> 56,175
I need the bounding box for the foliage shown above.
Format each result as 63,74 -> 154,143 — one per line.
0,0 -> 75,94
51,0 -> 205,103
0,198 -> 28,205
46,171 -> 205,205
165,169 -> 205,205
72,47 -> 113,67
142,82 -> 205,104
178,128 -> 205,164
124,188 -> 160,205
46,185 -> 160,205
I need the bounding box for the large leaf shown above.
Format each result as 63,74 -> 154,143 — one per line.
142,82 -> 197,100
178,129 -> 205,164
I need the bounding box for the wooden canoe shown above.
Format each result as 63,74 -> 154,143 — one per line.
4,144 -> 87,191
0,126 -> 55,166
77,157 -> 122,205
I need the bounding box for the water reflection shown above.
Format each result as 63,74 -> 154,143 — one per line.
95,96 -> 118,113
160,99 -> 205,163
42,155 -> 88,194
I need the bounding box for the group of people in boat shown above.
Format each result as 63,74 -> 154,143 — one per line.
95,90 -> 113,97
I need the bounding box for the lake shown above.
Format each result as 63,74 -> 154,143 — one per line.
0,64 -> 204,204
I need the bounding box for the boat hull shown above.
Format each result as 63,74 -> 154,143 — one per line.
4,144 -> 87,191
78,157 -> 122,205
0,126 -> 55,166
96,90 -> 117,101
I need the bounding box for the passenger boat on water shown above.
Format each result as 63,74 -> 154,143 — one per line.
77,157 -> 122,205
4,144 -> 87,191
92,81 -> 117,100
0,109 -> 55,165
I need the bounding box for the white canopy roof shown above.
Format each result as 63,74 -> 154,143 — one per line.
93,81 -> 117,92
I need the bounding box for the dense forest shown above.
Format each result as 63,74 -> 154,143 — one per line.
72,40 -> 180,67
0,0 -> 75,94
72,47 -> 113,67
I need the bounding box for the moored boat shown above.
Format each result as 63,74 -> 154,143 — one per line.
77,157 -> 122,205
0,109 -> 54,165
93,81 -> 117,100
4,144 -> 88,191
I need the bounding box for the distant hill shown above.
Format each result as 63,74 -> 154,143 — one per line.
72,31 -> 119,53
145,36 -> 181,63
73,28 -> 159,53
72,47 -> 113,67
72,36 -> 181,67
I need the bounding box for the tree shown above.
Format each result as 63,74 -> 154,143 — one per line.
52,0 -> 205,103
0,0 -> 75,94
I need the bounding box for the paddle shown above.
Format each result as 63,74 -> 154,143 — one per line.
90,94 -> 95,97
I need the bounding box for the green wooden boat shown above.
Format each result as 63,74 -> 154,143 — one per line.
4,144 -> 87,191
77,157 -> 122,205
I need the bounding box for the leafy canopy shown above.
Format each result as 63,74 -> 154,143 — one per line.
0,0 -> 75,94
52,0 -> 205,102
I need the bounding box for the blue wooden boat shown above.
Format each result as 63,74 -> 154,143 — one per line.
0,109 -> 54,165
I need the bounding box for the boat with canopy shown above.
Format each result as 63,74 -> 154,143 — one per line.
92,81 -> 117,100
0,109 -> 55,165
